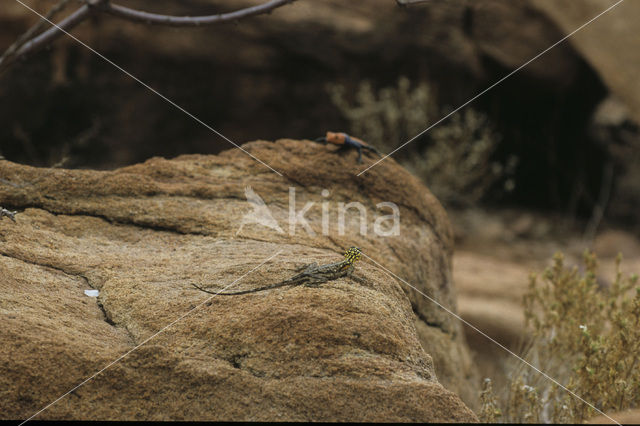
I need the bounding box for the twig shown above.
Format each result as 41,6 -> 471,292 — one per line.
0,2 -> 97,73
0,0 -> 300,72
100,0 -> 299,27
0,0 -> 72,70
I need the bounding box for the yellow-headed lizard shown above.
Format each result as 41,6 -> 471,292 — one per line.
192,247 -> 362,295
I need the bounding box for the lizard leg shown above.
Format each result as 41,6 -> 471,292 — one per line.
283,263 -> 320,284
294,262 -> 317,272
349,274 -> 368,285
303,273 -> 330,287
191,282 -> 220,294
301,262 -> 318,273
364,145 -> 381,156
357,146 -> 363,163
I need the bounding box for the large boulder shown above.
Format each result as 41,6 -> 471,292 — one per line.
0,140 -> 477,421
529,0 -> 640,124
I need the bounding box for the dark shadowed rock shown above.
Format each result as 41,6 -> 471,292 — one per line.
0,140 -> 477,421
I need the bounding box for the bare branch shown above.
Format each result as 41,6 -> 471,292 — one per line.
0,0 -> 74,72
3,0 -> 71,57
0,3 -> 96,73
99,0 -> 299,27
1,0 -> 300,73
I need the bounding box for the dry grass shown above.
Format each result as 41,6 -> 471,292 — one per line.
479,251 -> 640,423
327,77 -> 516,206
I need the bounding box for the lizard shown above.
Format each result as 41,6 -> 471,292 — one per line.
191,246 -> 362,296
314,132 -> 381,163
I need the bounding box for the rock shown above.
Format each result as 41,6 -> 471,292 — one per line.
453,250 -> 532,390
529,0 -> 640,124
454,250 -> 530,347
592,229 -> 640,259
586,408 -> 640,424
469,0 -> 582,87
0,140 -> 477,421
510,214 -> 536,238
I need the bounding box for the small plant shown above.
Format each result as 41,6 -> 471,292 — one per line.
327,77 -> 516,206
479,378 -> 502,422
480,251 -> 640,423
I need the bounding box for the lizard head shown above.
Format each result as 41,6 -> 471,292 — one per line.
344,246 -> 361,265
325,131 -> 347,145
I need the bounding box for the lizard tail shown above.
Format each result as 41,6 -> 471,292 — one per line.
191,281 -> 286,296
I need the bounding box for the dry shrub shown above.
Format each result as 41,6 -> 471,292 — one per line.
480,378 -> 503,422
480,252 -> 640,423
327,77 -> 516,206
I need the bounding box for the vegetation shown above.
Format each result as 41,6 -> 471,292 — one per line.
479,251 -> 640,423
327,77 -> 516,206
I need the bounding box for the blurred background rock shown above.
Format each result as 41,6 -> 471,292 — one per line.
2,0 -> 639,229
